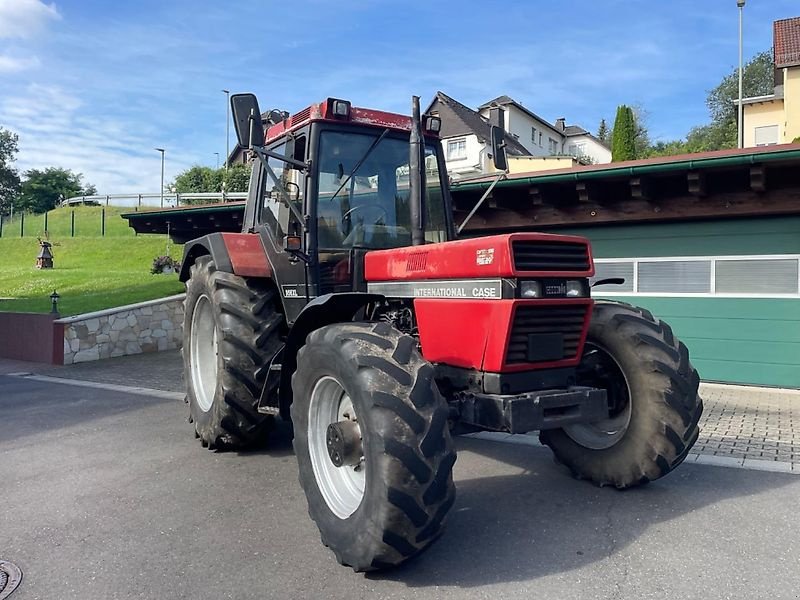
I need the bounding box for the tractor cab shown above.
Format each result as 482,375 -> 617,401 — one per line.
231,95 -> 466,321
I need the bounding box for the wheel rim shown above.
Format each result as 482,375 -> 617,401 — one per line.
308,376 -> 366,519
563,342 -> 632,450
189,294 -> 218,413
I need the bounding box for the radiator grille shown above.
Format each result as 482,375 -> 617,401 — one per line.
512,241 -> 590,272
506,305 -> 588,365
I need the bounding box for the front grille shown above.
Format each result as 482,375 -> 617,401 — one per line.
506,305 -> 588,365
512,241 -> 590,272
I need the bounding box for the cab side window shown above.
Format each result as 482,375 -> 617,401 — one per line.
260,138 -> 305,241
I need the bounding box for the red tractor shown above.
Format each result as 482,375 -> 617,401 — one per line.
179,93 -> 702,571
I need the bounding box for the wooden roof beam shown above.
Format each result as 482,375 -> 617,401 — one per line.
687,171 -> 707,197
750,165 -> 767,193
629,176 -> 654,201
576,181 -> 596,203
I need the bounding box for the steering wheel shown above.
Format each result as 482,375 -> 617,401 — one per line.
341,204 -> 389,226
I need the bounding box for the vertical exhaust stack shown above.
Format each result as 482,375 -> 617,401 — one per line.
409,96 -> 426,246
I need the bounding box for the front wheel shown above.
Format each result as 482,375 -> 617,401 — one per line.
540,301 -> 703,488
291,322 -> 456,571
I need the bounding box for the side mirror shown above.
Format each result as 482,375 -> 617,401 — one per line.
490,125 -> 508,171
231,93 -> 264,148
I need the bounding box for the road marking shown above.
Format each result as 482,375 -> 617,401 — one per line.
6,373 -> 184,401
463,431 -> 798,475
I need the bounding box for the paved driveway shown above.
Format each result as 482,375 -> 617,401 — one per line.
2,374 -> 800,600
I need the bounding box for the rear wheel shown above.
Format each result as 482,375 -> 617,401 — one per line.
540,301 -> 703,488
291,322 -> 456,571
183,256 -> 283,449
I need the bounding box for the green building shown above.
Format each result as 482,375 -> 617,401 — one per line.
455,145 -> 800,388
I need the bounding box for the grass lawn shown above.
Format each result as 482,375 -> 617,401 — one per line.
0,205 -> 159,239
0,236 -> 185,316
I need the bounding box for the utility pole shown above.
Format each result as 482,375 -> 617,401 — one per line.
222,89 -> 230,171
155,147 -> 165,207
737,0 -> 745,148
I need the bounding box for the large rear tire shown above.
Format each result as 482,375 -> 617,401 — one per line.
183,256 -> 283,449
540,301 -> 703,488
291,322 -> 456,571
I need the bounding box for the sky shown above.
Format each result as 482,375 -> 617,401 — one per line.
0,0 -> 797,198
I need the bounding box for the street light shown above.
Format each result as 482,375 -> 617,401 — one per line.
155,147 -> 165,208
737,0 -> 745,149
222,89 -> 230,171
214,152 -> 220,169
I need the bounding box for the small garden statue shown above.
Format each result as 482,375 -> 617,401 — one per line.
36,239 -> 54,269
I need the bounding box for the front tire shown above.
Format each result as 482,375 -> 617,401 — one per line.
540,301 -> 703,488
291,322 -> 456,571
183,256 -> 283,449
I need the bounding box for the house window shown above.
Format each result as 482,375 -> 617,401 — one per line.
538,132 -> 543,146
715,259 -> 798,294
548,138 -> 559,154
591,262 -> 634,292
754,125 -> 779,146
531,127 -> 537,143
446,138 -> 467,160
591,256 -> 800,297
638,260 -> 711,293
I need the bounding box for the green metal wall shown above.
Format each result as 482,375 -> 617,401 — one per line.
550,217 -> 800,388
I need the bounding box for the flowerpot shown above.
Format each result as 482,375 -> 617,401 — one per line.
161,266 -> 174,274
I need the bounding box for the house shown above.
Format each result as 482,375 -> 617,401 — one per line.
478,95 -> 612,165
425,92 -> 534,180
740,17 -> 800,147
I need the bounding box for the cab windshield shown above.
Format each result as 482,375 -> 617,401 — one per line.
316,130 -> 448,249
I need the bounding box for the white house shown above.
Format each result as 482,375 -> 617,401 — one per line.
478,95 -> 611,165
426,92 -> 533,180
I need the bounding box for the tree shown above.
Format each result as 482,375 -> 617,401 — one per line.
172,163 -> 251,204
18,167 -> 96,213
173,166 -> 221,195
630,104 -> 651,158
611,105 -> 637,162
223,163 -> 250,193
0,127 -> 21,216
708,50 -> 774,129
597,119 -> 610,145
650,49 -> 775,156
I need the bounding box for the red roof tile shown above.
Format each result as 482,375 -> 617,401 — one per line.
775,17 -> 800,68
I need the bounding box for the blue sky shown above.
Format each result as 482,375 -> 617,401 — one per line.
0,0 -> 797,196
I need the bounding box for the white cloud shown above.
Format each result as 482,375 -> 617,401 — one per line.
0,53 -> 40,72
0,84 -> 195,196
0,0 -> 60,39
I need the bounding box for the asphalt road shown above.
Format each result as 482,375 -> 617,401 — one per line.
2,374 -> 799,600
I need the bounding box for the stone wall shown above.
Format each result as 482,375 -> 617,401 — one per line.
57,294 -> 185,364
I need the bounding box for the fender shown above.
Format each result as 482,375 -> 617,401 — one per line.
179,232 -> 271,282
260,292 -> 383,418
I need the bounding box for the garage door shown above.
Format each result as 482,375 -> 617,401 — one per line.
553,217 -> 800,388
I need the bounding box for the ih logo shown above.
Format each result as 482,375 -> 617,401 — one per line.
476,248 -> 495,266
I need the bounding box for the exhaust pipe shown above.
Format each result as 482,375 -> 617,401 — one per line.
409,96 -> 426,246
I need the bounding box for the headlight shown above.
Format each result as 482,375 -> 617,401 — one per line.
520,281 -> 543,298
566,280 -> 587,297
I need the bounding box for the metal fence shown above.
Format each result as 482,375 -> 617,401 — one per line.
60,192 -> 247,208
0,193 -> 247,238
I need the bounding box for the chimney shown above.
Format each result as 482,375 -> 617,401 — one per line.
489,106 -> 505,129
555,117 -> 566,131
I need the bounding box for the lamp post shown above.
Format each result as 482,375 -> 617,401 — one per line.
737,0 -> 745,148
214,152 -> 220,169
155,148 -> 165,207
50,290 -> 60,314
222,89 -> 230,172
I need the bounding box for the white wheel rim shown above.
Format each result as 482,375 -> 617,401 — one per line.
308,376 -> 366,519
190,294 -> 218,413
